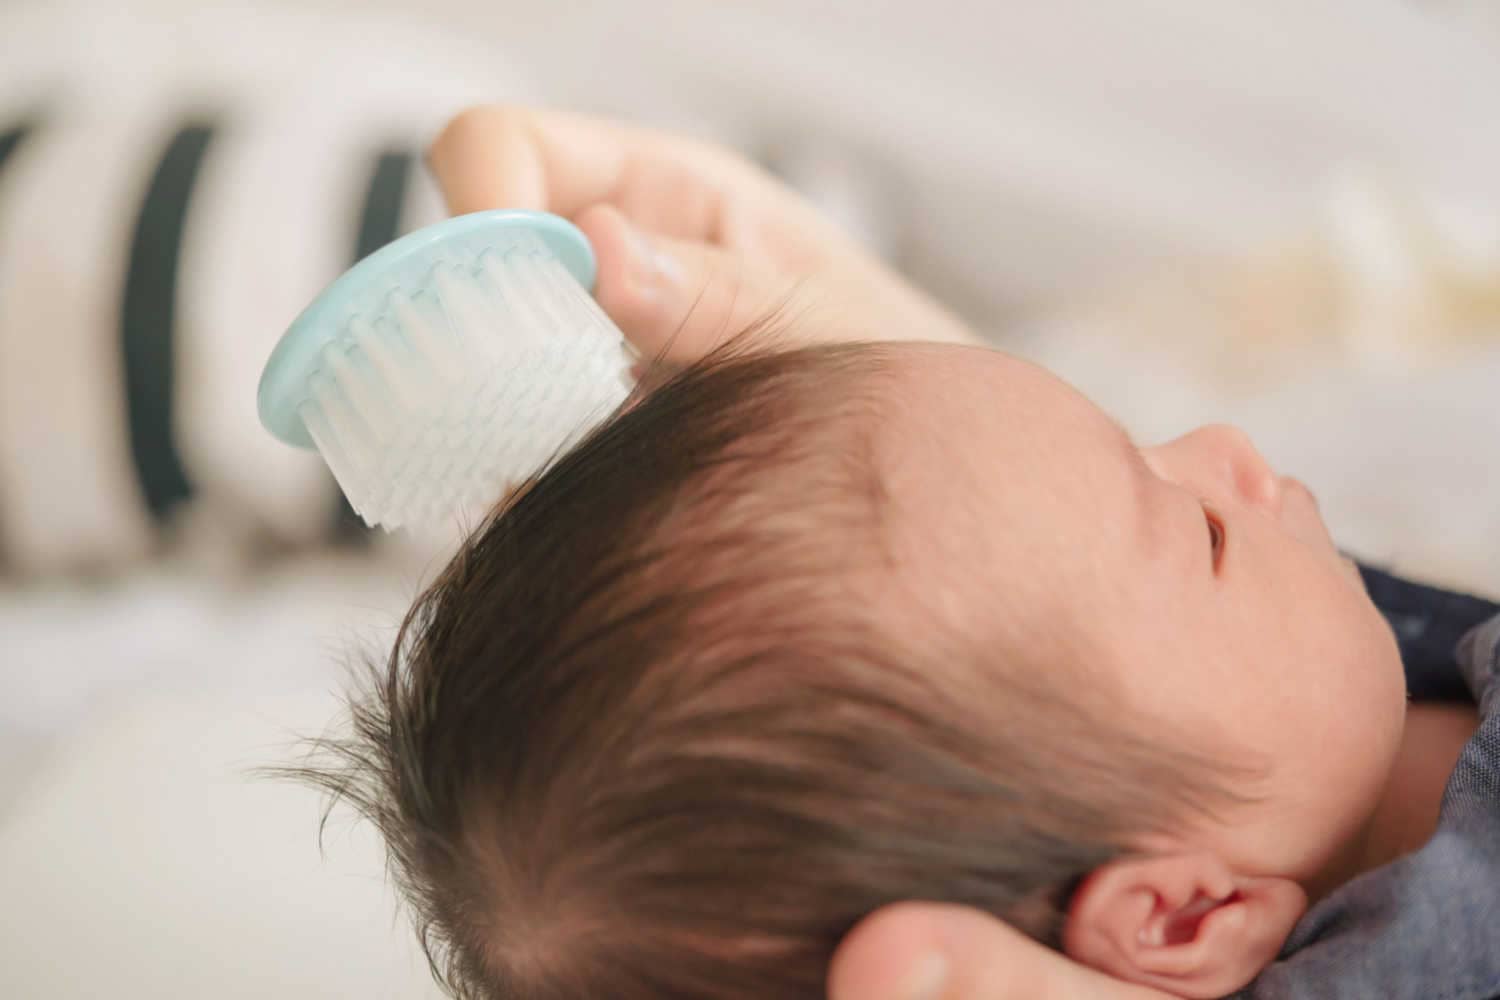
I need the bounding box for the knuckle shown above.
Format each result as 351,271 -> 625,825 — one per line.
430,105 -> 528,160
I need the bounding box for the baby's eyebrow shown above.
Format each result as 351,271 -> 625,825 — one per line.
1115,426 -> 1163,560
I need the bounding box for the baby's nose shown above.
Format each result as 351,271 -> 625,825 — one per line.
1199,424 -> 1281,510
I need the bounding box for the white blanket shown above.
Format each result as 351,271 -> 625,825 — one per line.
1,560 -> 444,999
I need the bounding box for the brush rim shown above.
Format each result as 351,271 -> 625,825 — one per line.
256,209 -> 596,449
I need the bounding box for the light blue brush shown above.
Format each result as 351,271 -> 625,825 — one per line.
257,210 -> 632,530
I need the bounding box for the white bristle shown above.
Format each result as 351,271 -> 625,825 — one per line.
390,290 -> 459,383
299,393 -> 365,514
324,346 -> 387,440
478,252 -> 548,344
355,316 -> 417,410
515,254 -> 571,333
298,244 -> 631,530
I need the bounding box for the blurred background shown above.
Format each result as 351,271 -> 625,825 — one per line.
2,1 -> 1498,996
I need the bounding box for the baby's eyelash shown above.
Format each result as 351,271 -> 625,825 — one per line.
1204,505 -> 1226,571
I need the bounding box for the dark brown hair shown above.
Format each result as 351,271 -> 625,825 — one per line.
294,340 -> 1236,1000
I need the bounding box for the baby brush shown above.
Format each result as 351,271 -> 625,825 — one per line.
257,211 -> 633,530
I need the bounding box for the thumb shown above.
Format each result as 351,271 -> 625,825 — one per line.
574,203 -> 803,365
828,903 -> 1182,1000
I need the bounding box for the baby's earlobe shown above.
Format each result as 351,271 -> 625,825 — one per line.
1063,853 -> 1304,999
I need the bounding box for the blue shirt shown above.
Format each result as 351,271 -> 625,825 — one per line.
1233,566 -> 1500,1000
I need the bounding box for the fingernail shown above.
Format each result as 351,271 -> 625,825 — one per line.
900,952 -> 949,1000
621,219 -> 684,295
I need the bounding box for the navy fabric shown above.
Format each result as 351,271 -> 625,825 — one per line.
1360,563 -> 1500,702
1231,566 -> 1500,1000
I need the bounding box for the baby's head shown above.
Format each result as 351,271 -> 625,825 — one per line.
316,341 -> 1406,1000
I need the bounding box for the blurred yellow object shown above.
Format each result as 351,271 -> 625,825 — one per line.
1060,171 -> 1500,393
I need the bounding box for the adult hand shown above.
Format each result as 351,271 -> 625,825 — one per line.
828,903 -> 1184,1000
425,105 -> 981,362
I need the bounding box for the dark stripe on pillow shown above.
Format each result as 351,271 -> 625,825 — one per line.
0,117 -> 38,170
121,123 -> 215,519
0,117 -> 41,565
332,148 -> 416,540
354,150 -> 417,262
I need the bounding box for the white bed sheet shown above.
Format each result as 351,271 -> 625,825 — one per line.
0,559 -> 446,999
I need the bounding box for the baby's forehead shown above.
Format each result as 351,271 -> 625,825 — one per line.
872,345 -> 1132,512
876,344 -> 1115,441
864,345 -> 1141,635
624,342 -> 1137,650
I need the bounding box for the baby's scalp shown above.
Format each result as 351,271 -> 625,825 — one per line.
294,338 -> 1249,1000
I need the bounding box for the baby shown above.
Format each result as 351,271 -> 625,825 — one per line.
302,108 -> 1500,1000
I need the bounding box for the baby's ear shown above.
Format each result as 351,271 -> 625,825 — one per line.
1062,852 -> 1306,998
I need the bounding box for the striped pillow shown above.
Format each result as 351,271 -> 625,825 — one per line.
0,4 -> 523,574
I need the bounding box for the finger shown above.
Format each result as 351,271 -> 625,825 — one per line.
429,106 -> 740,235
426,106 -> 557,213
828,903 -> 1180,1000
576,203 -> 808,364
426,105 -> 846,257
827,903 -> 955,1000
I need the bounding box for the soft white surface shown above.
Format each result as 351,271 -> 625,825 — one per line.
1,693 -> 442,999
0,561 -> 444,999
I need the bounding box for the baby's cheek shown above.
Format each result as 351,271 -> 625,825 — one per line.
1324,595 -> 1407,802
1363,606 -> 1409,749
